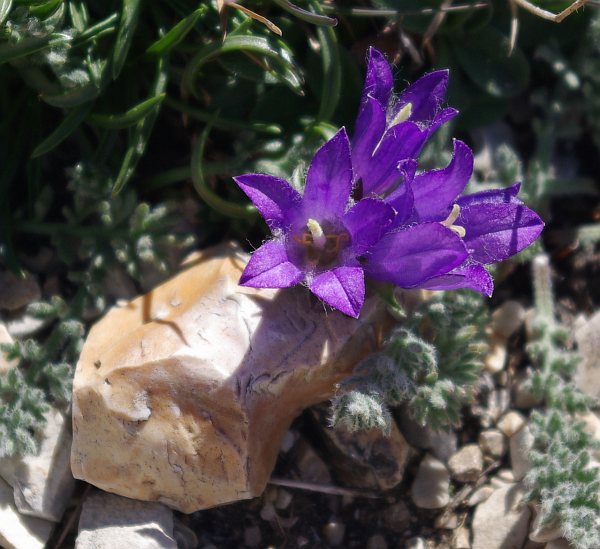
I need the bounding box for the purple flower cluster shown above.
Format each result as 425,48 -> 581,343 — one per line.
234,48 -> 544,318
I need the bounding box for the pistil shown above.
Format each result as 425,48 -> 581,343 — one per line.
441,204 -> 466,238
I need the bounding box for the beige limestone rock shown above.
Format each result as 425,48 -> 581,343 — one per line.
491,301 -> 525,340
71,244 -> 391,513
0,407 -> 75,522
472,483 -> 531,549
0,477 -> 53,549
411,453 -> 451,509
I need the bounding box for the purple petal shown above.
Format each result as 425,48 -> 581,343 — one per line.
240,239 -> 304,288
352,96 -> 386,182
416,263 -> 494,296
342,198 -> 395,256
309,265 -> 365,318
428,107 -> 459,135
303,128 -> 353,219
412,139 -> 473,221
364,223 -> 468,287
361,47 -> 393,106
363,121 -> 427,195
458,183 -> 522,207
393,70 -> 449,124
234,174 -> 302,231
386,159 -> 416,226
458,202 -> 544,264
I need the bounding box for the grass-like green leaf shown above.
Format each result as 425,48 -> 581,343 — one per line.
0,0 -> 12,26
312,0 -> 341,122
90,93 -> 165,129
112,0 -> 142,80
146,6 -> 206,55
182,34 -> 303,98
32,102 -> 93,157
190,118 -> 257,219
112,59 -> 167,195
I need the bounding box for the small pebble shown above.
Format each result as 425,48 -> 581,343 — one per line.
411,453 -> 451,509
322,521 -> 345,547
448,444 -> 483,483
280,430 -> 296,453
243,526 -> 261,548
491,301 -> 525,339
484,337 -> 507,374
367,534 -> 388,549
405,537 -> 426,549
274,489 -> 293,510
260,502 -> 277,521
497,411 -> 526,437
434,511 -> 459,529
479,429 -> 507,458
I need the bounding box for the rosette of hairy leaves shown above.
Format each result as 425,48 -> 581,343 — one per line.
331,290 -> 488,432
523,253 -> 600,549
525,411 -> 600,549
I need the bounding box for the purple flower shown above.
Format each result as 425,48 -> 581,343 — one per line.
364,140 -> 545,295
234,129 -> 503,318
234,128 -> 397,318
233,55 -> 545,318
352,47 -> 457,197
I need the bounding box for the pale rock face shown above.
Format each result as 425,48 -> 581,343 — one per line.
0,407 -> 75,522
71,244 -> 390,513
472,483 -> 531,549
574,311 -> 600,398
0,478 -> 53,549
75,490 -> 176,549
509,424 -> 534,481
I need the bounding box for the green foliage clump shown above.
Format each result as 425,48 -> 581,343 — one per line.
331,290 -> 489,432
523,254 -> 600,549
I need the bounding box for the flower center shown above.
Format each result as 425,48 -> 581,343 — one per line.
441,204 -> 466,237
294,218 -> 350,268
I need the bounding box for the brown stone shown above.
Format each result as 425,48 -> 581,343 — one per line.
311,405 -> 412,491
71,244 -> 391,512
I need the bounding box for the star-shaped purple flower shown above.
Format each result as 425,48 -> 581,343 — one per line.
234,128 -> 475,318
364,139 -> 544,295
352,47 -> 457,197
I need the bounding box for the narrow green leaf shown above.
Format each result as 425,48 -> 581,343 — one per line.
31,102 -> 93,157
190,118 -> 257,219
312,0 -> 341,122
112,0 -> 142,80
166,97 -> 282,135
41,82 -> 100,107
271,0 -> 337,27
29,0 -> 62,18
112,59 -> 167,195
0,0 -> 13,26
68,0 -> 89,32
146,6 -> 206,55
182,34 -> 303,98
71,13 -> 119,47
0,35 -> 66,65
90,93 -> 166,129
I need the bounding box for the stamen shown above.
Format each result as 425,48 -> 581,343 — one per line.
307,218 -> 326,248
390,102 -> 413,127
441,204 -> 466,238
